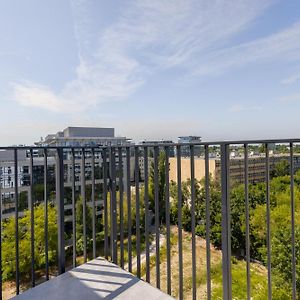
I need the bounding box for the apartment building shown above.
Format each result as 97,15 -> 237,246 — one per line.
169,153 -> 300,185
0,127 -> 131,220
215,154 -> 300,184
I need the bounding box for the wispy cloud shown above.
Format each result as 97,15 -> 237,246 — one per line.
194,21 -> 300,76
279,92 -> 300,103
280,72 -> 300,85
229,104 -> 262,112
14,0 -> 300,112
12,81 -> 64,111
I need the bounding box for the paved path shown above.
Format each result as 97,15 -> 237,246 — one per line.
12,257 -> 174,300
125,233 -> 165,271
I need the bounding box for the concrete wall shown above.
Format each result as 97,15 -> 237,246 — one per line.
169,157 -> 216,183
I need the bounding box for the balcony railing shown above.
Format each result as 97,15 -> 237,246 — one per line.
0,139 -> 300,299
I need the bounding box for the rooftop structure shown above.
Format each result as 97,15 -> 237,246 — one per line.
140,139 -> 174,145
36,126 -> 131,147
178,136 -> 202,157
178,136 -> 202,143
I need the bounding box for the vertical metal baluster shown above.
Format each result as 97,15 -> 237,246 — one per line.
110,150 -> 113,261
154,146 -> 160,288
190,145 -> 196,300
110,147 -> 118,264
135,146 -> 141,277
265,143 -> 272,300
103,148 -> 109,260
290,142 -> 296,300
81,148 -> 87,263
165,146 -> 171,295
71,148 -> 76,268
0,155 -> 2,299
44,149 -> 49,280
144,147 -> 150,283
205,145 -> 211,300
56,148 -> 65,274
221,144 -> 232,300
177,146 -> 183,300
118,147 -> 124,268
244,144 -> 251,300
126,147 -> 132,272
29,149 -> 35,287
92,148 -> 96,259
14,149 -> 20,294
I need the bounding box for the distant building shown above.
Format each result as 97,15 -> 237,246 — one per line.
215,154 -> 300,185
169,156 -> 216,183
140,140 -> 175,157
1,127 -> 131,220
140,139 -> 174,145
0,150 -> 27,189
178,136 -> 202,157
169,153 -> 300,185
35,126 -> 131,147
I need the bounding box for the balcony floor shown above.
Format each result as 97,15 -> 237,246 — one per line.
12,257 -> 174,300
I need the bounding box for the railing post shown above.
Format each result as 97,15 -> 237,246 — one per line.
0,158 -> 2,300
81,148 -> 87,263
56,148 -> 65,274
126,147 -> 132,272
102,148 -> 109,260
220,144 -> 232,300
14,149 -> 20,295
109,147 -> 118,264
134,146 -> 141,277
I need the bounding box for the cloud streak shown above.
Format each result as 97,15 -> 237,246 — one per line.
229,104 -> 262,112
12,0 -> 300,112
279,92 -> 300,103
193,21 -> 300,76
280,72 -> 300,85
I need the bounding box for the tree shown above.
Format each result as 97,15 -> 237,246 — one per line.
271,159 -> 290,178
103,190 -> 145,236
2,204 -> 57,280
169,171 -> 300,295
149,151 -> 167,223
75,196 -> 93,253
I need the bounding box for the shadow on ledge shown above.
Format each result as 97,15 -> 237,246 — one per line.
12,257 -> 174,300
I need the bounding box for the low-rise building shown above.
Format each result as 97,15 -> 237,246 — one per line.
169,154 -> 300,185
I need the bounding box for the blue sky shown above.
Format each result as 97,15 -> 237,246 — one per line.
1,0 -> 300,145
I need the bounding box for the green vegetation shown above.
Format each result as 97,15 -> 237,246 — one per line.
149,150 -> 167,222
167,169 -> 300,298
136,150 -> 297,298
103,190 -> 146,236
271,159 -> 290,177
1,204 -> 57,281
1,153 -> 298,299
211,258 -> 270,299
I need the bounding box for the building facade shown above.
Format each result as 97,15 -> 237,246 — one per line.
169,154 -> 300,185
36,126 -> 131,147
178,136 -> 202,157
0,127 -> 131,220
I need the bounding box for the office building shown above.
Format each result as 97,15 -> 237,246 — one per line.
178,136 -> 202,157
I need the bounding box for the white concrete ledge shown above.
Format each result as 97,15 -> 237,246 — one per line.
12,257 -> 174,300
